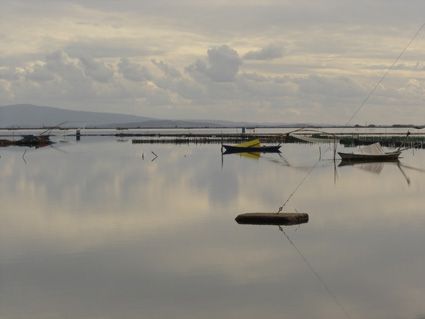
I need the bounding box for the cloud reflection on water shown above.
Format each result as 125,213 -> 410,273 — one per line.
0,141 -> 425,318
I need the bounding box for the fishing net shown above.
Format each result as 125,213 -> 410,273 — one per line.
358,143 -> 385,155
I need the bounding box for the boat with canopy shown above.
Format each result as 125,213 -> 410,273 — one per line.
338,142 -> 403,161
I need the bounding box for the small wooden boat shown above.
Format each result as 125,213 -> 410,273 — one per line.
235,212 -> 309,226
338,151 -> 401,161
338,143 -> 402,161
222,138 -> 281,154
223,145 -> 281,153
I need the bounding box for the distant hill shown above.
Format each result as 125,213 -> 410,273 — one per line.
0,104 -> 227,129
0,104 -> 156,128
0,104 -> 323,129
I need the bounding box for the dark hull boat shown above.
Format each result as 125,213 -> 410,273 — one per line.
223,144 -> 281,154
338,150 -> 401,161
222,138 -> 281,154
338,143 -> 402,162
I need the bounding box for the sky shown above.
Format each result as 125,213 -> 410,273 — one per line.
1,0 -> 425,124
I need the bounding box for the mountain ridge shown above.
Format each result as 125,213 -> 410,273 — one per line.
0,104 -> 259,128
0,104 -> 155,128
0,104 -> 323,128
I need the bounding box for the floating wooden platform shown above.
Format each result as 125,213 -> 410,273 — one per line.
235,212 -> 309,226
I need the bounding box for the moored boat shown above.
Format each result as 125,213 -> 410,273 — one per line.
223,144 -> 281,153
338,143 -> 402,161
222,138 -> 281,154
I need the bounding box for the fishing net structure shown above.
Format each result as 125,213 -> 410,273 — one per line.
358,143 -> 386,155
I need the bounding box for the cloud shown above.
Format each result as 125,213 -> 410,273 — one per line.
152,60 -> 181,78
244,44 -> 284,60
1,0 -> 425,126
187,45 -> 242,82
118,58 -> 152,82
0,80 -> 13,101
42,51 -> 86,83
26,63 -> 56,82
79,56 -> 114,83
5,51 -> 97,105
298,74 -> 364,98
368,62 -> 425,72
0,67 -> 20,81
65,39 -> 162,58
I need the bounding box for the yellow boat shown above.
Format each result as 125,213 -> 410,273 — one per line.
222,138 -> 281,154
235,138 -> 261,148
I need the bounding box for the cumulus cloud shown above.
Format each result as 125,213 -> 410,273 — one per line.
2,0 -> 425,123
3,51 -> 97,104
0,67 -> 20,81
42,51 -> 87,85
152,60 -> 181,78
139,82 -> 174,106
0,34 -> 424,123
244,44 -> 284,60
118,58 -> 152,82
187,45 -> 242,82
79,56 -> 114,83
26,63 -> 56,82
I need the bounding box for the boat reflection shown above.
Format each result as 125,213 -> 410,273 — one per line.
338,159 -> 399,174
221,151 -> 263,168
221,151 -> 292,169
337,159 -> 412,185
238,152 -> 261,160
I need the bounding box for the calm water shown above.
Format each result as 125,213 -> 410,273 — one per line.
1,138 -> 425,319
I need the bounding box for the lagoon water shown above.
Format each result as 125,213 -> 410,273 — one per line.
1,137 -> 425,319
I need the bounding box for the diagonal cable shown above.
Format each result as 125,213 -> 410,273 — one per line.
346,22 -> 425,125
279,227 -> 353,319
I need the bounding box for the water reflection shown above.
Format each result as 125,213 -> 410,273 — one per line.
338,160 -> 397,174
0,140 -> 425,318
336,159 -> 425,186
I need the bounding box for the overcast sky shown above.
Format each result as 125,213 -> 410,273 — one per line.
1,0 -> 425,124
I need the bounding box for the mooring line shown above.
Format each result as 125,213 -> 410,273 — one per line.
346,21 -> 425,125
276,130 -> 341,213
277,157 -> 321,213
279,226 -> 353,319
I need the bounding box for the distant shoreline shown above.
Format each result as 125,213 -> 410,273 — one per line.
0,124 -> 424,130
